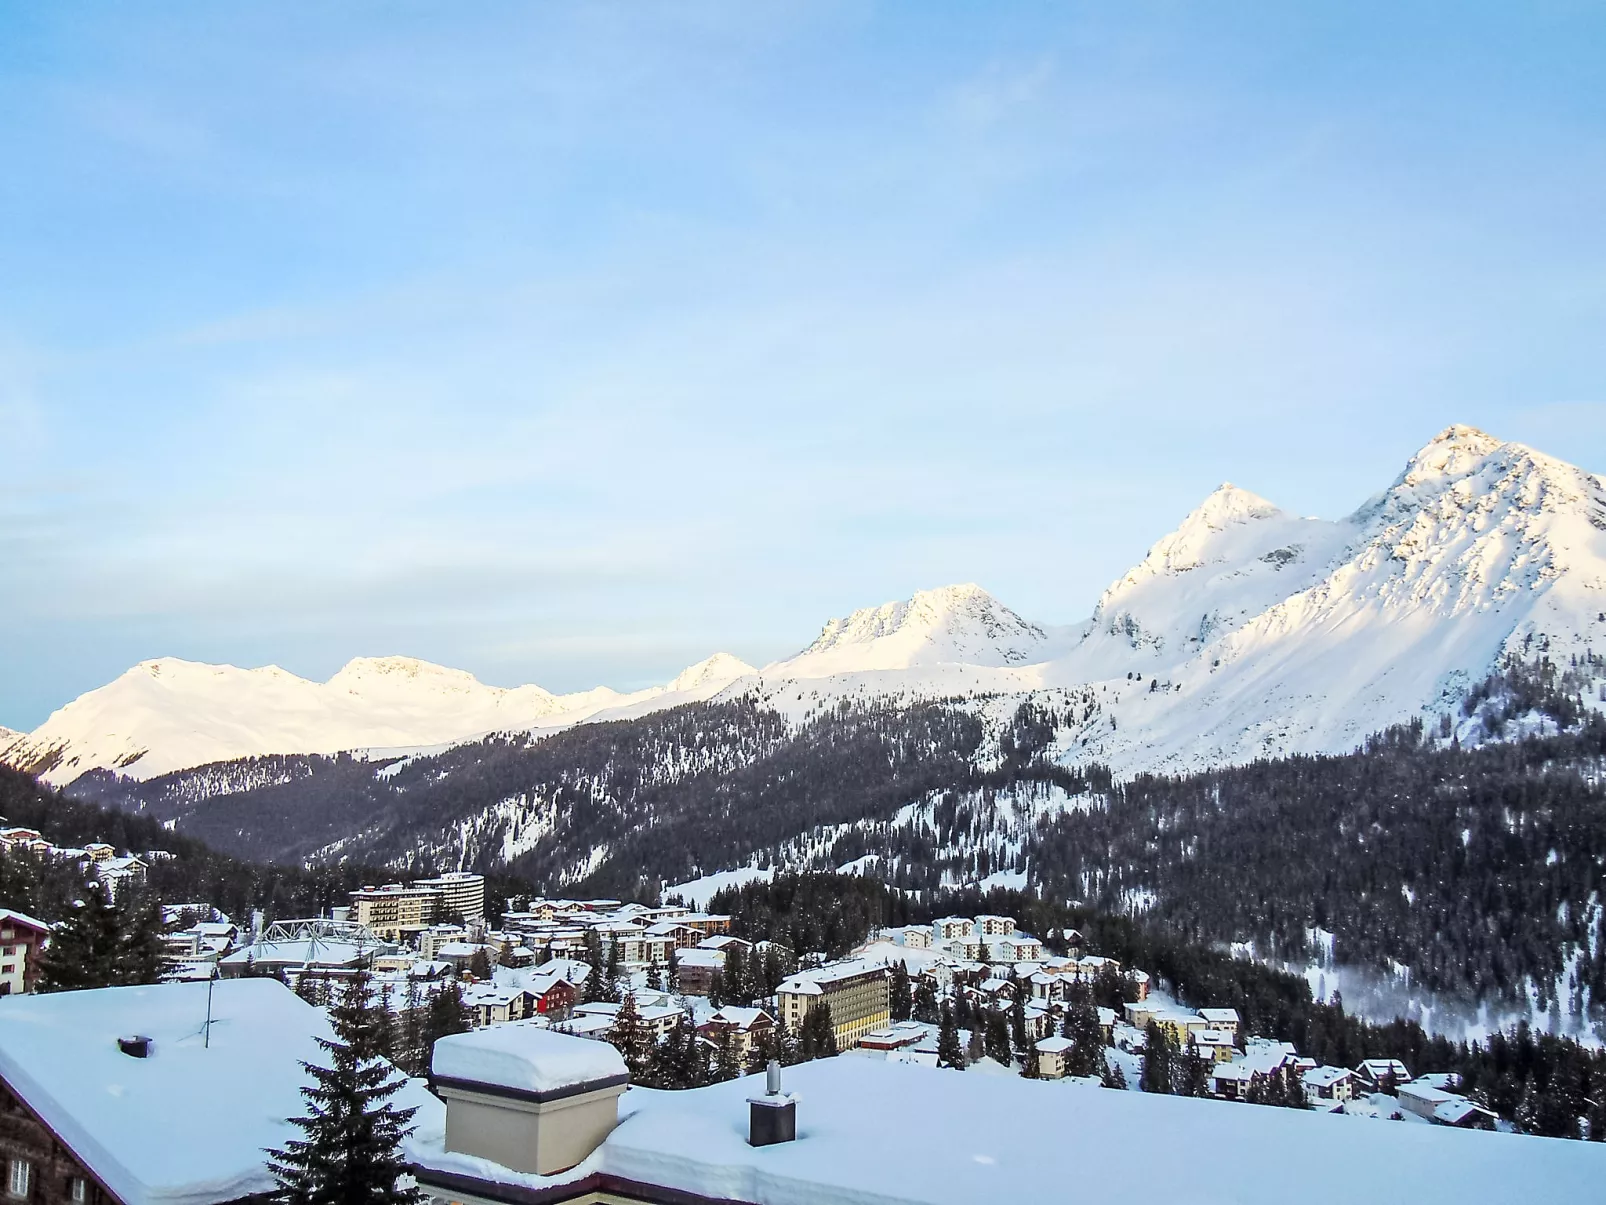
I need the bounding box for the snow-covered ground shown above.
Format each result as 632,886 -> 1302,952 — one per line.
14,425 -> 1606,790
664,866 -> 775,911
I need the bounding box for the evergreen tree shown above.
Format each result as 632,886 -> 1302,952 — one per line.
773,1016 -> 802,1068
712,1026 -> 742,1083
420,980 -> 468,1067
582,957 -> 613,1005
296,973 -> 324,1007
467,948 -> 492,980
35,883 -> 164,992
912,979 -> 939,1024
936,1001 -> 967,1070
398,982 -> 425,1077
985,1009 -> 1012,1066
1173,1040 -> 1210,1098
1102,1059 -> 1128,1090
745,1023 -> 780,1076
646,956 -> 665,993
966,1024 -> 986,1065
609,994 -> 654,1083
1009,991 -> 1029,1061
267,970 -> 420,1205
1141,1022 -> 1173,1094
723,945 -> 750,1007
1063,997 -> 1104,1078
797,1002 -> 837,1060
889,961 -> 912,1023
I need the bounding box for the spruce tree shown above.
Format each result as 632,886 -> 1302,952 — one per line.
609,994 -> 653,1083
723,945 -> 750,1007
936,1001 -> 967,1070
36,883 -> 164,992
913,980 -> 939,1024
1141,1022 -> 1173,1094
398,982 -> 425,1077
467,948 -> 492,980
889,962 -> 912,1023
268,970 -> 420,1205
985,1009 -> 1012,1066
421,980 -> 468,1065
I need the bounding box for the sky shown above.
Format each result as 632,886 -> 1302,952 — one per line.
2,2 -> 1605,728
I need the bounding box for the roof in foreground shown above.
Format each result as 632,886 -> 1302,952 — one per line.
0,979 -> 443,1205
409,1054 -> 1606,1205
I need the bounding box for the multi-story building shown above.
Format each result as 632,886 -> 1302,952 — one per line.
415,872 -> 486,923
975,915 -> 1015,938
776,959 -> 889,1050
351,885 -> 444,941
0,910 -> 49,996
932,917 -> 975,941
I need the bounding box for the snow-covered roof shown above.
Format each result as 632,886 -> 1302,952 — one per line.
1035,1035 -> 1073,1053
409,1054 -> 1606,1205
0,979 -> 443,1205
705,1007 -> 773,1030
0,907 -> 50,932
675,948 -> 724,969
432,1020 -> 627,1097
1199,1008 -> 1240,1024
1303,1065 -> 1353,1087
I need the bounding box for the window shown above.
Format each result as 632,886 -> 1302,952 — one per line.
8,1159 -> 29,1199
69,1179 -> 87,1203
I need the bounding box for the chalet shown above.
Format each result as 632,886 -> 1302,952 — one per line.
679,913 -> 733,937
0,911 -> 49,996
697,1007 -> 775,1060
0,979 -> 441,1205
673,948 -> 725,996
1197,1008 -> 1240,1039
643,921 -> 701,951
525,972 -> 578,1019
1354,1058 -> 1414,1093
463,986 -> 538,1028
1302,1065 -> 1355,1107
1432,1098 -> 1499,1130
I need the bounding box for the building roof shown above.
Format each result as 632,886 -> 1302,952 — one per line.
0,907 -> 50,933
777,958 -> 886,995
408,1054 -> 1605,1205
432,1021 -> 626,1096
1199,1008 -> 1241,1025
0,979 -> 443,1205
1304,1065 -> 1353,1088
1034,1035 -> 1074,1053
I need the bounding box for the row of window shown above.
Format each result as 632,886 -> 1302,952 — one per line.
8,1159 -> 89,1202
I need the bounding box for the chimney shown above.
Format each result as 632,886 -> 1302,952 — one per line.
117,1035 -> 152,1058
748,1060 -> 797,1147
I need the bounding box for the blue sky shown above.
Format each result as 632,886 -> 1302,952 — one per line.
3,2 -> 1605,727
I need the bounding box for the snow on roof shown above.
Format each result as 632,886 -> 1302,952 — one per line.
0,907 -> 50,932
432,1020 -> 626,1096
1435,1098 -> 1495,1125
0,979 -> 443,1205
778,958 -> 885,994
1199,1008 -> 1240,1024
705,1007 -> 772,1029
218,938 -> 367,967
410,1055 -> 1606,1205
675,948 -> 724,968
1035,1035 -> 1074,1053
1304,1065 -> 1353,1087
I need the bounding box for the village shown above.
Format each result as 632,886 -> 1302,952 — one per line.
0,828 -> 1591,1205
0,819 -> 1504,1134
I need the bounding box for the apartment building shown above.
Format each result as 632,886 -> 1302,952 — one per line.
350,884 -> 444,941
414,872 -> 487,923
777,959 -> 890,1050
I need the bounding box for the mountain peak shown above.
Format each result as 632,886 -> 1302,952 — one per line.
771,583 -> 1052,676
667,652 -> 757,693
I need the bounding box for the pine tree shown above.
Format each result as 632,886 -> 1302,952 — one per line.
912,979 -> 939,1024
889,961 -> 912,1023
268,970 -> 421,1205
582,958 -> 611,1005
1102,1059 -> 1128,1090
421,980 -> 468,1068
646,957 -> 665,994
773,1016 -> 802,1067
609,994 -> 653,1083
36,883 -> 164,992
1141,1022 -> 1173,1094
398,982 -> 425,1077
1009,991 -> 1029,1061
723,945 -> 750,1007
467,948 -> 492,980
712,1026 -> 742,1082
936,1001 -> 966,1070
985,1009 -> 1012,1066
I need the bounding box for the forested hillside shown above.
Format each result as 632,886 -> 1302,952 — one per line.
67,658 -> 1606,1026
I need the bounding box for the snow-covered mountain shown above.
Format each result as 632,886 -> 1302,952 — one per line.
765,583 -> 1076,677
0,652 -> 757,786
9,424 -> 1606,789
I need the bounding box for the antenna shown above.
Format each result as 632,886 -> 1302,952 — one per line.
203,962 -> 217,1049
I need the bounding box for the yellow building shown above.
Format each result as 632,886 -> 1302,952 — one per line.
776,959 -> 890,1050
350,884 -> 442,940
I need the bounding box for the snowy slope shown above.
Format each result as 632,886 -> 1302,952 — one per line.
5,652 -> 756,786
765,583 -> 1076,676
11,424 -> 1606,790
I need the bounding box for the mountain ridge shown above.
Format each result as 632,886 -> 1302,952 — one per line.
10,423 -> 1606,788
